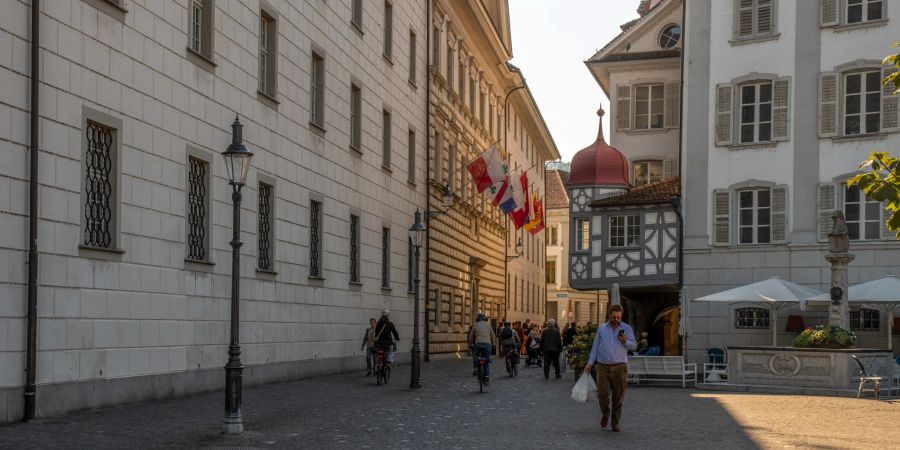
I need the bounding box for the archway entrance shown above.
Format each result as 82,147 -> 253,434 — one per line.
652,305 -> 680,356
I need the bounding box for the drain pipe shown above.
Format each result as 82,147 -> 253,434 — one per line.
423,0 -> 432,362
24,0 -> 41,422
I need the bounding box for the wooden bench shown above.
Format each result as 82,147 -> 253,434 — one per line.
626,356 -> 696,388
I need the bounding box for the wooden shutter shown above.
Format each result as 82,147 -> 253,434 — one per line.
713,189 -> 731,246
817,183 -> 836,242
821,0 -> 839,27
664,81 -> 681,129
882,202 -> 896,240
663,159 -> 677,179
772,185 -> 787,242
757,0 -> 773,34
737,0 -> 754,38
716,84 -> 734,146
881,64 -> 899,132
818,72 -> 839,137
772,77 -> 790,141
616,84 -> 632,131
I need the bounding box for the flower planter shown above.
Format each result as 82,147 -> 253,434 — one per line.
727,346 -> 893,390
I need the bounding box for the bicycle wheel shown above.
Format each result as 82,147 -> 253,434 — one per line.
478,365 -> 484,393
385,365 -> 390,383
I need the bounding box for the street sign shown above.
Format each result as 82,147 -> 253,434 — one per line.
567,310 -> 574,318
556,293 -> 568,298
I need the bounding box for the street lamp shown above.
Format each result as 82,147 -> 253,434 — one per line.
221,116 -> 253,434
505,236 -> 524,262
409,209 -> 426,389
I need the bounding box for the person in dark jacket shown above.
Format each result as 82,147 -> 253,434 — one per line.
374,309 -> 399,365
563,322 -> 577,347
540,319 -> 563,379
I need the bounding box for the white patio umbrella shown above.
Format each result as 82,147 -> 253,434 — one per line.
693,276 -> 824,346
805,275 -> 900,350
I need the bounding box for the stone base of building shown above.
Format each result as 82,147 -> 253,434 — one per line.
727,346 -> 892,390
0,353 -> 407,424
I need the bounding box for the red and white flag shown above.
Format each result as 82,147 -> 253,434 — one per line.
509,172 -> 530,229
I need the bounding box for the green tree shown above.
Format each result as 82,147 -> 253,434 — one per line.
847,46 -> 900,239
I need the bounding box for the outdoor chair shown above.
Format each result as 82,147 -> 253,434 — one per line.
704,348 -> 727,383
851,354 -> 882,400
893,356 -> 900,396
645,346 -> 661,356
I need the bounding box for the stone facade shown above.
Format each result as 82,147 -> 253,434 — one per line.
682,0 -> 900,364
425,0 -> 558,354
0,0 -> 430,422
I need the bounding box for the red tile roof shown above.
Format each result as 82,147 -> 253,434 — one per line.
589,177 -> 680,207
546,170 -> 569,209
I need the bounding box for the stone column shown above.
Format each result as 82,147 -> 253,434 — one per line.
825,254 -> 854,327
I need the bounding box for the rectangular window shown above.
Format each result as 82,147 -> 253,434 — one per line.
408,30 -> 416,84
844,185 -> 881,240
350,83 -> 361,150
735,307 -> 770,329
739,82 -> 773,143
351,0 -> 363,29
350,214 -> 360,283
545,260 -> 556,284
383,1 -> 393,59
190,0 -> 203,54
310,52 -> 325,127
258,182 -> 274,271
479,91 -> 486,125
381,227 -> 391,289
575,218 -> 589,251
847,0 -> 883,24
549,225 -> 558,246
83,121 -> 117,249
458,59 -> 466,96
186,157 -> 209,262
382,109 -> 392,168
634,84 -> 664,130
738,189 -> 771,244
407,129 -> 416,183
736,0 -> 774,39
469,77 -> 475,112
849,309 -> 880,331
633,160 -> 663,187
309,200 -> 323,278
432,25 -> 440,69
258,11 -> 276,97
844,71 -> 881,135
609,215 -> 640,248
446,41 -> 454,86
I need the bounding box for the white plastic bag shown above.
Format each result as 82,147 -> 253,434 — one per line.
571,373 -> 597,403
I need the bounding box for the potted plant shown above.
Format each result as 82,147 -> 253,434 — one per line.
565,323 -> 598,380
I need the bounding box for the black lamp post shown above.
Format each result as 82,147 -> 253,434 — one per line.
221,116 -> 253,434
409,209 -> 426,389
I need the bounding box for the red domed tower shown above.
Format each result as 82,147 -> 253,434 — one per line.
569,107 -> 630,212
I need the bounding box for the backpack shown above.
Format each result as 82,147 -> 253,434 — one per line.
499,327 -> 513,339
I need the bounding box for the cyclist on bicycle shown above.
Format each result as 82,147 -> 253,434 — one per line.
374,309 -> 399,367
467,313 -> 496,384
498,321 -> 520,359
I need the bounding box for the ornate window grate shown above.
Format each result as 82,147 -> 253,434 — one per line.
84,122 -> 114,248
735,307 -> 770,329
258,183 -> 273,270
850,309 -> 880,331
381,227 -> 390,288
350,215 -> 360,283
187,157 -> 208,261
310,200 -> 322,277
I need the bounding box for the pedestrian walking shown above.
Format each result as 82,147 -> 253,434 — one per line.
361,318 -> 377,376
582,305 -> 636,432
540,319 -> 563,379
521,319 -> 532,355
562,322 -> 577,347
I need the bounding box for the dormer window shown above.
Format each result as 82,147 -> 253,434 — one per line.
658,24 -> 681,49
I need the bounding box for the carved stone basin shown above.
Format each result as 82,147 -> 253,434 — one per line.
727,346 -> 893,390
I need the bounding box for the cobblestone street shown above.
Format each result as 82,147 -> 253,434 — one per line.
1,356 -> 899,449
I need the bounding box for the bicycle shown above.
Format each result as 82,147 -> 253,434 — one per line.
476,353 -> 488,393
374,345 -> 391,385
505,346 -> 519,377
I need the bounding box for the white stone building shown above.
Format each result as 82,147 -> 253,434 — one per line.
0,0 -> 430,421
682,0 -> 900,362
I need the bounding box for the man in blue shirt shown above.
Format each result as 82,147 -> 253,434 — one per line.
583,304 -> 636,432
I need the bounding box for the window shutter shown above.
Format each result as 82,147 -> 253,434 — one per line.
616,84 -> 632,131
882,202 -> 897,240
821,0 -> 839,27
715,84 -> 733,146
737,0 -> 754,38
881,64 -> 899,132
772,185 -> 787,242
772,77 -> 790,141
817,183 -> 836,242
757,0 -> 773,34
664,81 -> 681,129
713,189 -> 731,246
663,159 -> 677,179
818,72 -> 839,137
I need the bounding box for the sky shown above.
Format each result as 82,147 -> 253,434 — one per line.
508,1 -> 639,162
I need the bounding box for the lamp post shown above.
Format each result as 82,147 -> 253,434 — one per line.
221,116 -> 253,434
409,209 -> 426,388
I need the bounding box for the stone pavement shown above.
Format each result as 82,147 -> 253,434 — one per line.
1,355 -> 898,449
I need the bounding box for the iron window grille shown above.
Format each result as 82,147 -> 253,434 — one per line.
83,122 -> 115,248
350,214 -> 360,283
187,157 -> 208,261
258,183 -> 273,270
381,227 -> 390,289
849,309 -> 880,331
310,200 -> 322,277
735,307 -> 770,329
